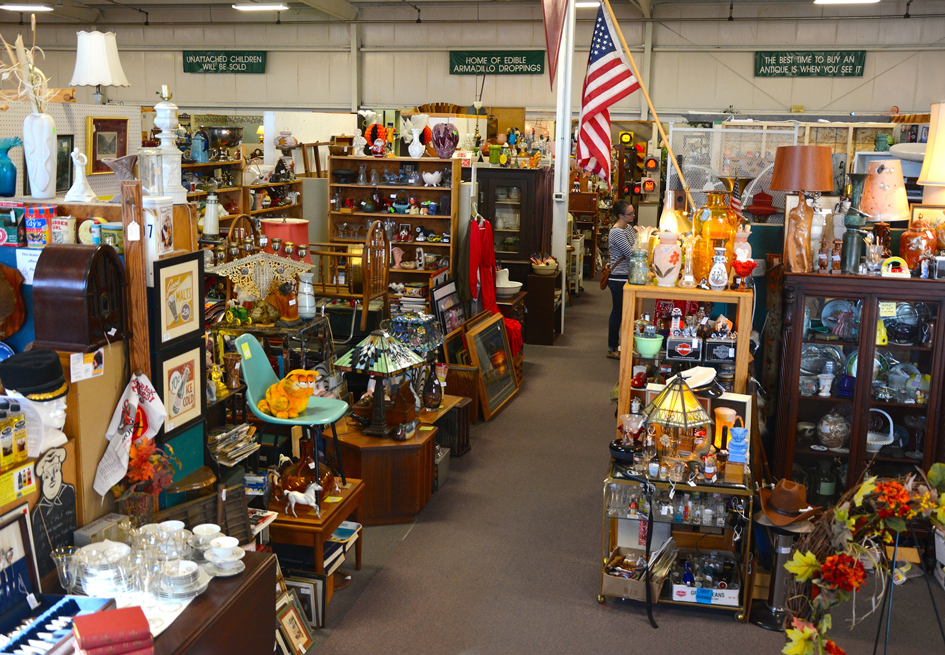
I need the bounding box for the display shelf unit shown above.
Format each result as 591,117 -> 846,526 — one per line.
570,191 -> 599,278
616,286 -> 754,418
525,272 -> 563,346
599,464 -> 754,622
328,156 -> 460,315
774,274 -> 945,503
183,160 -> 247,217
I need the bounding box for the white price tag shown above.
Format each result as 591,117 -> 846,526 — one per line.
692,338 -> 698,349
289,299 -> 296,305
700,317 -> 709,325
127,221 -> 141,241
308,462 -> 316,469
687,479 -> 696,487
163,333 -> 171,342
221,488 -> 227,501
729,348 -> 735,357
26,594 -> 38,610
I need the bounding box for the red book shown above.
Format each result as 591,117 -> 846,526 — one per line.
78,636 -> 154,655
73,607 -> 151,650
78,647 -> 154,655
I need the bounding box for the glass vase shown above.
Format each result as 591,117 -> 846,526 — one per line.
692,192 -> 735,283
651,232 -> 681,287
678,233 -> 697,288
0,138 -> 21,198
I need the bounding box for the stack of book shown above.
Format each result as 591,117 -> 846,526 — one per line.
73,607 -> 153,655
207,423 -> 259,467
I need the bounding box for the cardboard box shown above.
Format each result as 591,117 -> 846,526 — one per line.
601,546 -> 667,602
935,527 -> 945,566
73,512 -> 130,547
704,338 -> 737,363
0,201 -> 24,247
669,549 -> 741,607
665,337 -> 702,361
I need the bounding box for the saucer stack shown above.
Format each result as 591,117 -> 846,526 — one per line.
155,560 -> 210,601
202,536 -> 246,577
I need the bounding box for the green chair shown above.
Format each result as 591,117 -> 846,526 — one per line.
235,333 -> 348,485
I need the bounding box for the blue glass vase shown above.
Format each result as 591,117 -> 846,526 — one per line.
0,138 -> 22,198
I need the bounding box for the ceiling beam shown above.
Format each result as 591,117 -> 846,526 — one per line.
54,1 -> 103,23
296,0 -> 357,20
633,0 -> 651,19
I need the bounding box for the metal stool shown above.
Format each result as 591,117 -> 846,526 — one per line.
750,511 -> 813,631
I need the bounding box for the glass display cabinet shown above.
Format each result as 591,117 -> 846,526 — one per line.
775,274 -> 944,506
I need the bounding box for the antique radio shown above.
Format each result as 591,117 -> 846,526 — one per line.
32,244 -> 128,352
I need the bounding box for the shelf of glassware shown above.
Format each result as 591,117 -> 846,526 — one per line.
775,274 -> 945,502
599,464 -> 753,620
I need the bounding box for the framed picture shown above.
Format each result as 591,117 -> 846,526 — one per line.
431,279 -> 465,335
275,630 -> 292,655
910,204 -> 945,229
152,252 -> 205,352
441,326 -> 467,365
23,134 -> 75,196
154,341 -> 206,440
465,313 -> 519,421
276,591 -> 315,655
465,309 -> 492,331
0,504 -> 39,597
86,117 -> 129,175
285,573 -> 327,628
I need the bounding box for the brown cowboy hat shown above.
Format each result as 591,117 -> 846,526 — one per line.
758,479 -> 821,527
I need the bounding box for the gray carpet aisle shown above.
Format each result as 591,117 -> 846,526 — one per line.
315,284 -> 943,655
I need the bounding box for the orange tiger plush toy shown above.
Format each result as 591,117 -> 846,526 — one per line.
258,370 -> 320,419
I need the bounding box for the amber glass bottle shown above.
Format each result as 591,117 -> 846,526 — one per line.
692,192 -> 736,283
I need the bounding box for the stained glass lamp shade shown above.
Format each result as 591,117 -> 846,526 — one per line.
335,329 -> 424,436
389,312 -> 445,354
640,376 -> 713,429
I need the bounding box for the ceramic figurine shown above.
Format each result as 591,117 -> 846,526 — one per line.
785,194 -> 814,273
352,129 -> 367,156
391,246 -> 405,268
831,239 -> 842,273
371,138 -> 386,157
64,149 -> 97,202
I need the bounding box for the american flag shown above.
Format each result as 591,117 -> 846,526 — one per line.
576,7 -> 639,182
730,180 -> 744,221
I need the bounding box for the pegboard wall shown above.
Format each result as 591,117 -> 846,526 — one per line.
0,102 -> 141,199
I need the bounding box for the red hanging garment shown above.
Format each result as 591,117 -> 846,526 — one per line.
479,220 -> 499,314
468,219 -> 482,300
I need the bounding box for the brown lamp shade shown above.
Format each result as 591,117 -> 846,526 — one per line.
769,145 -> 834,192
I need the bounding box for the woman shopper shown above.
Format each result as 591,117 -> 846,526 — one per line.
607,201 -> 636,359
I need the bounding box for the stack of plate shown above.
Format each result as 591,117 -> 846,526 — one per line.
154,567 -> 211,601
77,543 -> 134,597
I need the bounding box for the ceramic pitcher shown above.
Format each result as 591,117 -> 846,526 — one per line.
651,232 -> 681,287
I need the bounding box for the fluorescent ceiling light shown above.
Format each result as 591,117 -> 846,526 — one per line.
813,0 -> 880,4
0,4 -> 53,10
575,2 -> 600,6
232,3 -> 288,10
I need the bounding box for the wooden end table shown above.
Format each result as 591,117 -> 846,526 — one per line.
268,478 -> 364,574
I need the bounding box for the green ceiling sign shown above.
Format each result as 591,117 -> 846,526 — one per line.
183,51 -> 267,74
755,51 -> 865,77
449,51 -> 544,75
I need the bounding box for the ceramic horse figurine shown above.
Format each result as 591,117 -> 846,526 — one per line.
285,481 -> 322,518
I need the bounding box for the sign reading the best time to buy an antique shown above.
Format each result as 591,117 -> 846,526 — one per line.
449,51 -> 544,75
183,51 -> 267,74
755,51 -> 866,77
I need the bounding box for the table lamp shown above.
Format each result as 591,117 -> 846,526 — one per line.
335,327 -> 425,437
860,159 -> 910,222
770,145 -> 834,273
257,125 -> 265,143
640,376 -> 713,460
69,31 -> 129,105
389,312 -> 445,410
919,101 -> 945,205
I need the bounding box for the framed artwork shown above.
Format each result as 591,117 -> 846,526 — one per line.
86,116 -> 129,175
23,134 -> 75,196
154,341 -> 206,440
276,591 -> 315,655
441,326 -> 467,365
152,252 -> 205,352
465,313 -> 518,421
432,280 -> 465,335
465,309 -> 492,331
285,573 -> 327,628
275,631 -> 292,655
910,204 -> 945,229
0,504 -> 39,597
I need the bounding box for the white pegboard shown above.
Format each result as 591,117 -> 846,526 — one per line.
0,101 -> 141,199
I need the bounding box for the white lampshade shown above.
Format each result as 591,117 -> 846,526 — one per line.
919,101 -> 945,204
69,31 -> 130,88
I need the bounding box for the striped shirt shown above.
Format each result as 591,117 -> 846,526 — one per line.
608,226 -> 636,280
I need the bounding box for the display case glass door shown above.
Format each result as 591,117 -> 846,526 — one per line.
864,298 -> 939,479
790,293 -> 866,507
492,185 -> 523,257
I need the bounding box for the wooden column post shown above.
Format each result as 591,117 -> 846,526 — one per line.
121,181 -> 151,379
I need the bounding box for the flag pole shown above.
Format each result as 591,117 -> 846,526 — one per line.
600,0 -> 695,212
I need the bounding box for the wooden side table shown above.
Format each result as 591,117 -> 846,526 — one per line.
268,478 -> 364,574
329,422 -> 437,525
419,394 -> 472,457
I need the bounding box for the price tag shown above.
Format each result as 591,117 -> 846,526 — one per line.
241,342 -> 252,359
879,301 -> 896,318
324,496 -> 343,503
687,479 -> 696,487
308,462 -> 316,469
26,593 -> 38,610
695,588 -> 714,604
127,221 -> 141,241
692,338 -> 698,349
163,333 -> 171,342
700,317 -> 709,325
729,348 -> 735,357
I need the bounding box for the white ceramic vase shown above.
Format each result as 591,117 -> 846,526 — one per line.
23,112 -> 56,199
408,129 -> 424,159
297,272 -> 317,319
651,232 -> 681,287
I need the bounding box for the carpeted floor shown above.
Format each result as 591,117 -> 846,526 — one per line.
313,283 -> 945,655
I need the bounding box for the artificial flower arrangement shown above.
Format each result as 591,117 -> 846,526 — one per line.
111,438 -> 181,502
0,15 -> 54,114
782,464 -> 945,655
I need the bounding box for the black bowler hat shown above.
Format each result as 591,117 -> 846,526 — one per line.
0,350 -> 68,401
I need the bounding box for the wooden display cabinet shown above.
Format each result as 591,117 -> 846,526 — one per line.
525,273 -> 562,346
328,156 -> 460,314
570,191 -> 599,277
183,160 -> 246,220
775,274 -> 945,507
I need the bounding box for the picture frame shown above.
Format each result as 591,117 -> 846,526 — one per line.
910,204 -> 945,229
285,573 -> 327,628
276,590 -> 315,655
465,309 -> 492,331
465,313 -> 519,421
441,326 -> 467,365
274,630 -> 292,655
0,504 -> 39,597
783,194 -> 840,265
86,117 -> 129,175
153,341 -> 206,440
431,279 -> 465,335
23,134 -> 75,196
151,252 -> 205,352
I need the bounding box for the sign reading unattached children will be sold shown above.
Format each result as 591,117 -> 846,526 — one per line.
183,51 -> 267,74
754,51 -> 865,77
449,51 -> 545,75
